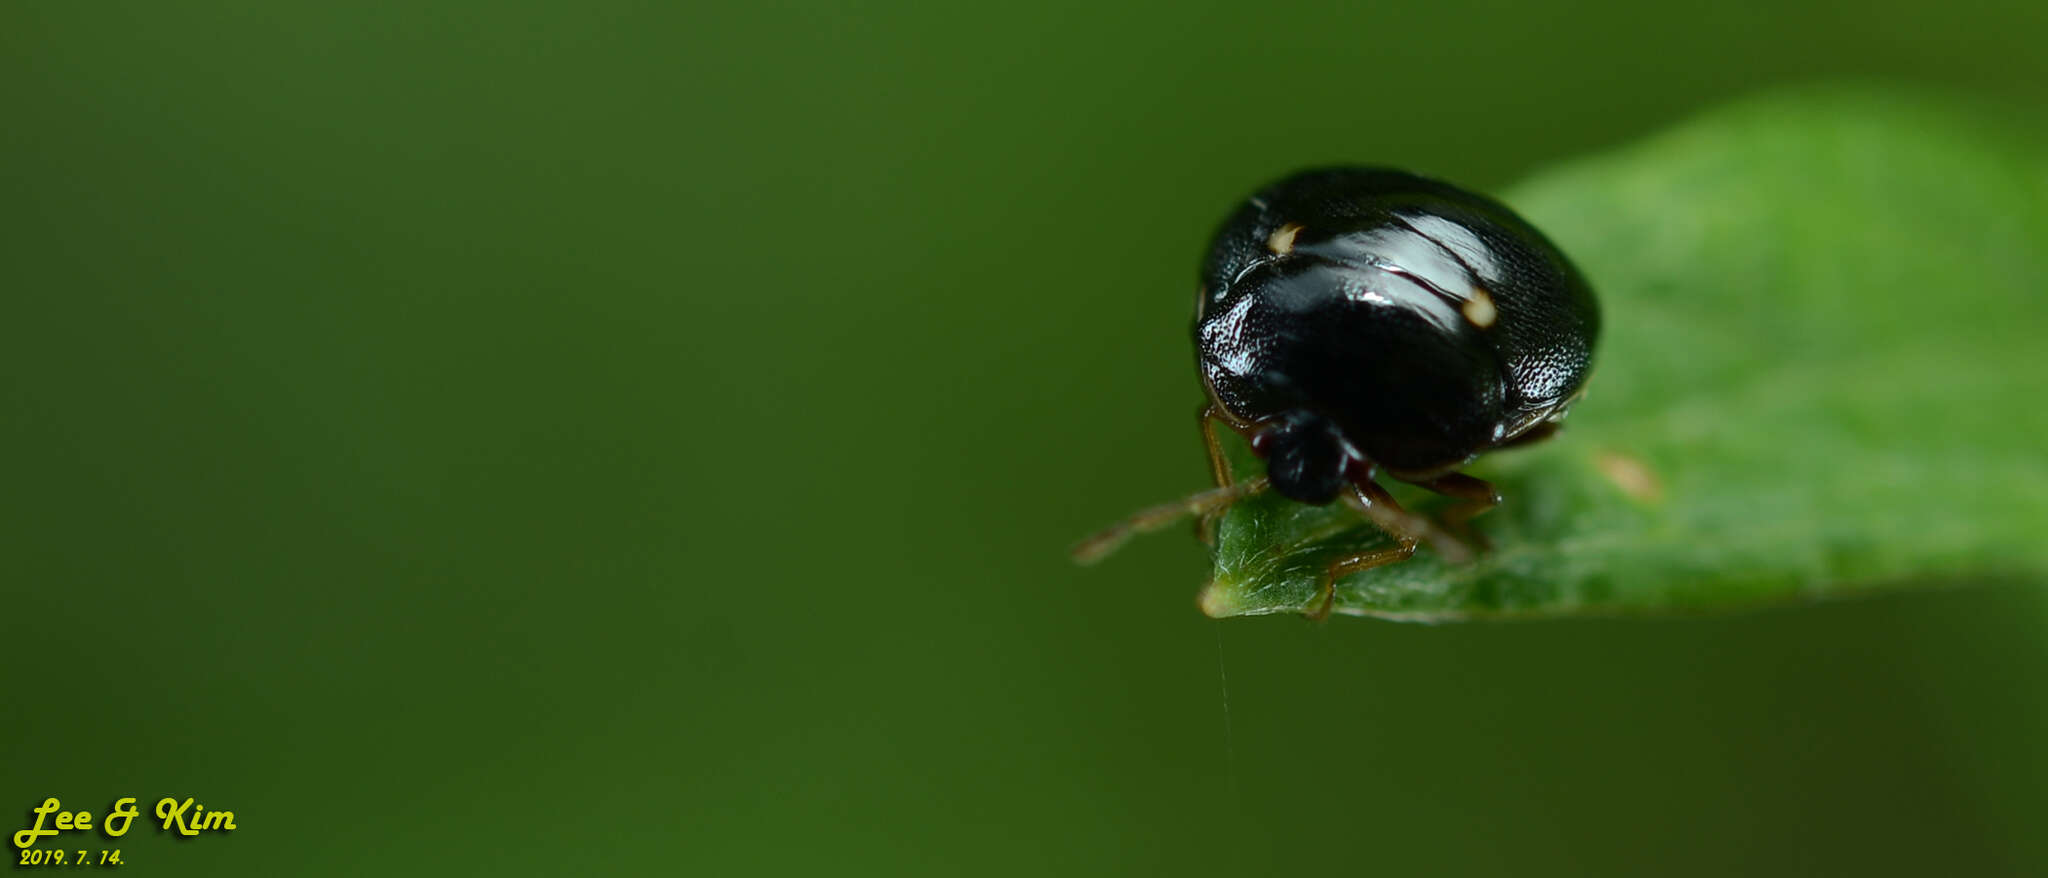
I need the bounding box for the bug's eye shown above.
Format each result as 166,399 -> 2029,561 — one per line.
1257,411 -> 1348,505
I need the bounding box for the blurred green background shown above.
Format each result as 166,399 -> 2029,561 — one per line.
7,2 -> 2048,874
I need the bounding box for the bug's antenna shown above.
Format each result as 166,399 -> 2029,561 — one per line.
1070,477 -> 1270,564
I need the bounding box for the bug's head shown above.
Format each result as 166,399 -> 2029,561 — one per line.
1251,409 -> 1355,505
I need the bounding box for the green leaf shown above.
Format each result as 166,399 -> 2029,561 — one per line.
1199,87 -> 2048,620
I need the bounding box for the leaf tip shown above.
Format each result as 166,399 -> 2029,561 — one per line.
1197,578 -> 1247,618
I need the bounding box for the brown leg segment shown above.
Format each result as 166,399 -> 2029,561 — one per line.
1309,542 -> 1417,621
1197,403 -> 1235,488
1071,477 -> 1269,565
1408,471 -> 1502,551
1196,403 -> 1236,545
1356,476 -> 1471,563
1305,479 -> 1436,621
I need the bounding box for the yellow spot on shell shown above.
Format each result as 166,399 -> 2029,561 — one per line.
1266,222 -> 1303,255
1462,287 -> 1497,328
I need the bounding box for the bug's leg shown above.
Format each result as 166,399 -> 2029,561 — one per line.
1409,471 -> 1502,552
1072,477 -> 1269,565
1310,543 -> 1416,622
1305,478 -> 1433,621
1198,403 -> 1236,487
1195,403 -> 1237,544
1355,476 -> 1471,563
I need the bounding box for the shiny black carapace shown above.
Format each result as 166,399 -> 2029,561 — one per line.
1076,167 -> 1599,620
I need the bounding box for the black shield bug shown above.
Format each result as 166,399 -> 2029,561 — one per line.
1076,167 -> 1600,620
